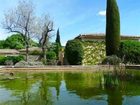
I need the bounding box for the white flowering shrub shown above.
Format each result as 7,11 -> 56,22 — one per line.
82,41 -> 106,65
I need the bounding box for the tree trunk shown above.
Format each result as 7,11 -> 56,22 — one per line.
25,45 -> 29,62
42,46 -> 47,64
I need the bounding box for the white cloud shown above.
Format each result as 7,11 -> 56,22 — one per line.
98,10 -> 106,16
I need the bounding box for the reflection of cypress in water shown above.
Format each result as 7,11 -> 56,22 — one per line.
107,87 -> 123,105
103,73 -> 119,87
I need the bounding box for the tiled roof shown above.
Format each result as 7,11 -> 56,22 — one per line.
75,34 -> 140,40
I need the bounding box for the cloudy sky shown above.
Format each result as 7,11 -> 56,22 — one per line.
0,0 -> 140,45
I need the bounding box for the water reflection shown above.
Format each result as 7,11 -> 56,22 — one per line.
0,71 -> 140,105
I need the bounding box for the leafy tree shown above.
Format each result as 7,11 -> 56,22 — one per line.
65,40 -> 83,65
3,34 -> 38,49
106,0 -> 120,56
55,29 -> 62,59
55,28 -> 61,46
4,34 -> 25,49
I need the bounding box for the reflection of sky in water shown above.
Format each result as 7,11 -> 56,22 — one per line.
123,96 -> 140,105
0,88 -> 17,103
0,72 -> 140,105
53,81 -> 107,105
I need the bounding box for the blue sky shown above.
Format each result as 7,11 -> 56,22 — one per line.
0,0 -> 140,45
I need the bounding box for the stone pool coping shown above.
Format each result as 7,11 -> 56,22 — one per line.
0,65 -> 139,73
125,65 -> 140,70
0,65 -> 114,72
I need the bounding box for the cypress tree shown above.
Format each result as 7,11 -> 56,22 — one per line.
106,0 -> 120,56
56,28 -> 61,46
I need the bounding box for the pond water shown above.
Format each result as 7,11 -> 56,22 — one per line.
0,70 -> 140,105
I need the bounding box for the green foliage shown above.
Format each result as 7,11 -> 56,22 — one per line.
1,34 -> 38,49
106,0 -> 120,55
55,28 -> 61,46
0,40 -> 5,49
4,34 -> 25,49
65,40 -> 83,65
118,41 -> 140,64
48,43 -> 61,59
82,41 -> 106,65
29,50 -> 42,55
46,51 -> 57,60
0,55 -> 24,65
0,56 -> 6,65
103,72 -> 119,87
45,51 -> 57,65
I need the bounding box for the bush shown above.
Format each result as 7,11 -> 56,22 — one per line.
29,50 -> 41,55
0,56 -> 6,65
102,55 -> 121,65
65,40 -> 84,65
48,42 -> 61,59
46,51 -> 56,60
118,41 -> 140,64
0,55 -> 24,65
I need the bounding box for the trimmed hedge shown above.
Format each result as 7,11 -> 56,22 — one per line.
65,40 -> 84,65
118,41 -> 140,64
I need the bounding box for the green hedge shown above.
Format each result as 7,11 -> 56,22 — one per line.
65,40 -> 84,65
118,41 -> 140,64
0,55 -> 24,65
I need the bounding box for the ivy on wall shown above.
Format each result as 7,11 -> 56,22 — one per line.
82,41 -> 106,65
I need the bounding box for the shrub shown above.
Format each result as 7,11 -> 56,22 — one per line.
118,41 -> 140,64
102,55 -> 121,65
0,56 -> 6,65
0,55 -> 24,65
46,51 -> 57,60
65,40 -> 84,65
29,50 -> 41,55
48,42 -> 61,59
6,55 -> 24,65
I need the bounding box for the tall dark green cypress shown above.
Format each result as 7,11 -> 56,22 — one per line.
106,0 -> 120,56
56,28 -> 61,46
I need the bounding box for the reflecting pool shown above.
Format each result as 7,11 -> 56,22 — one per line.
0,70 -> 140,105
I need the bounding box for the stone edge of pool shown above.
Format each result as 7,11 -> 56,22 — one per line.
0,65 -> 139,72
0,65 -> 114,72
